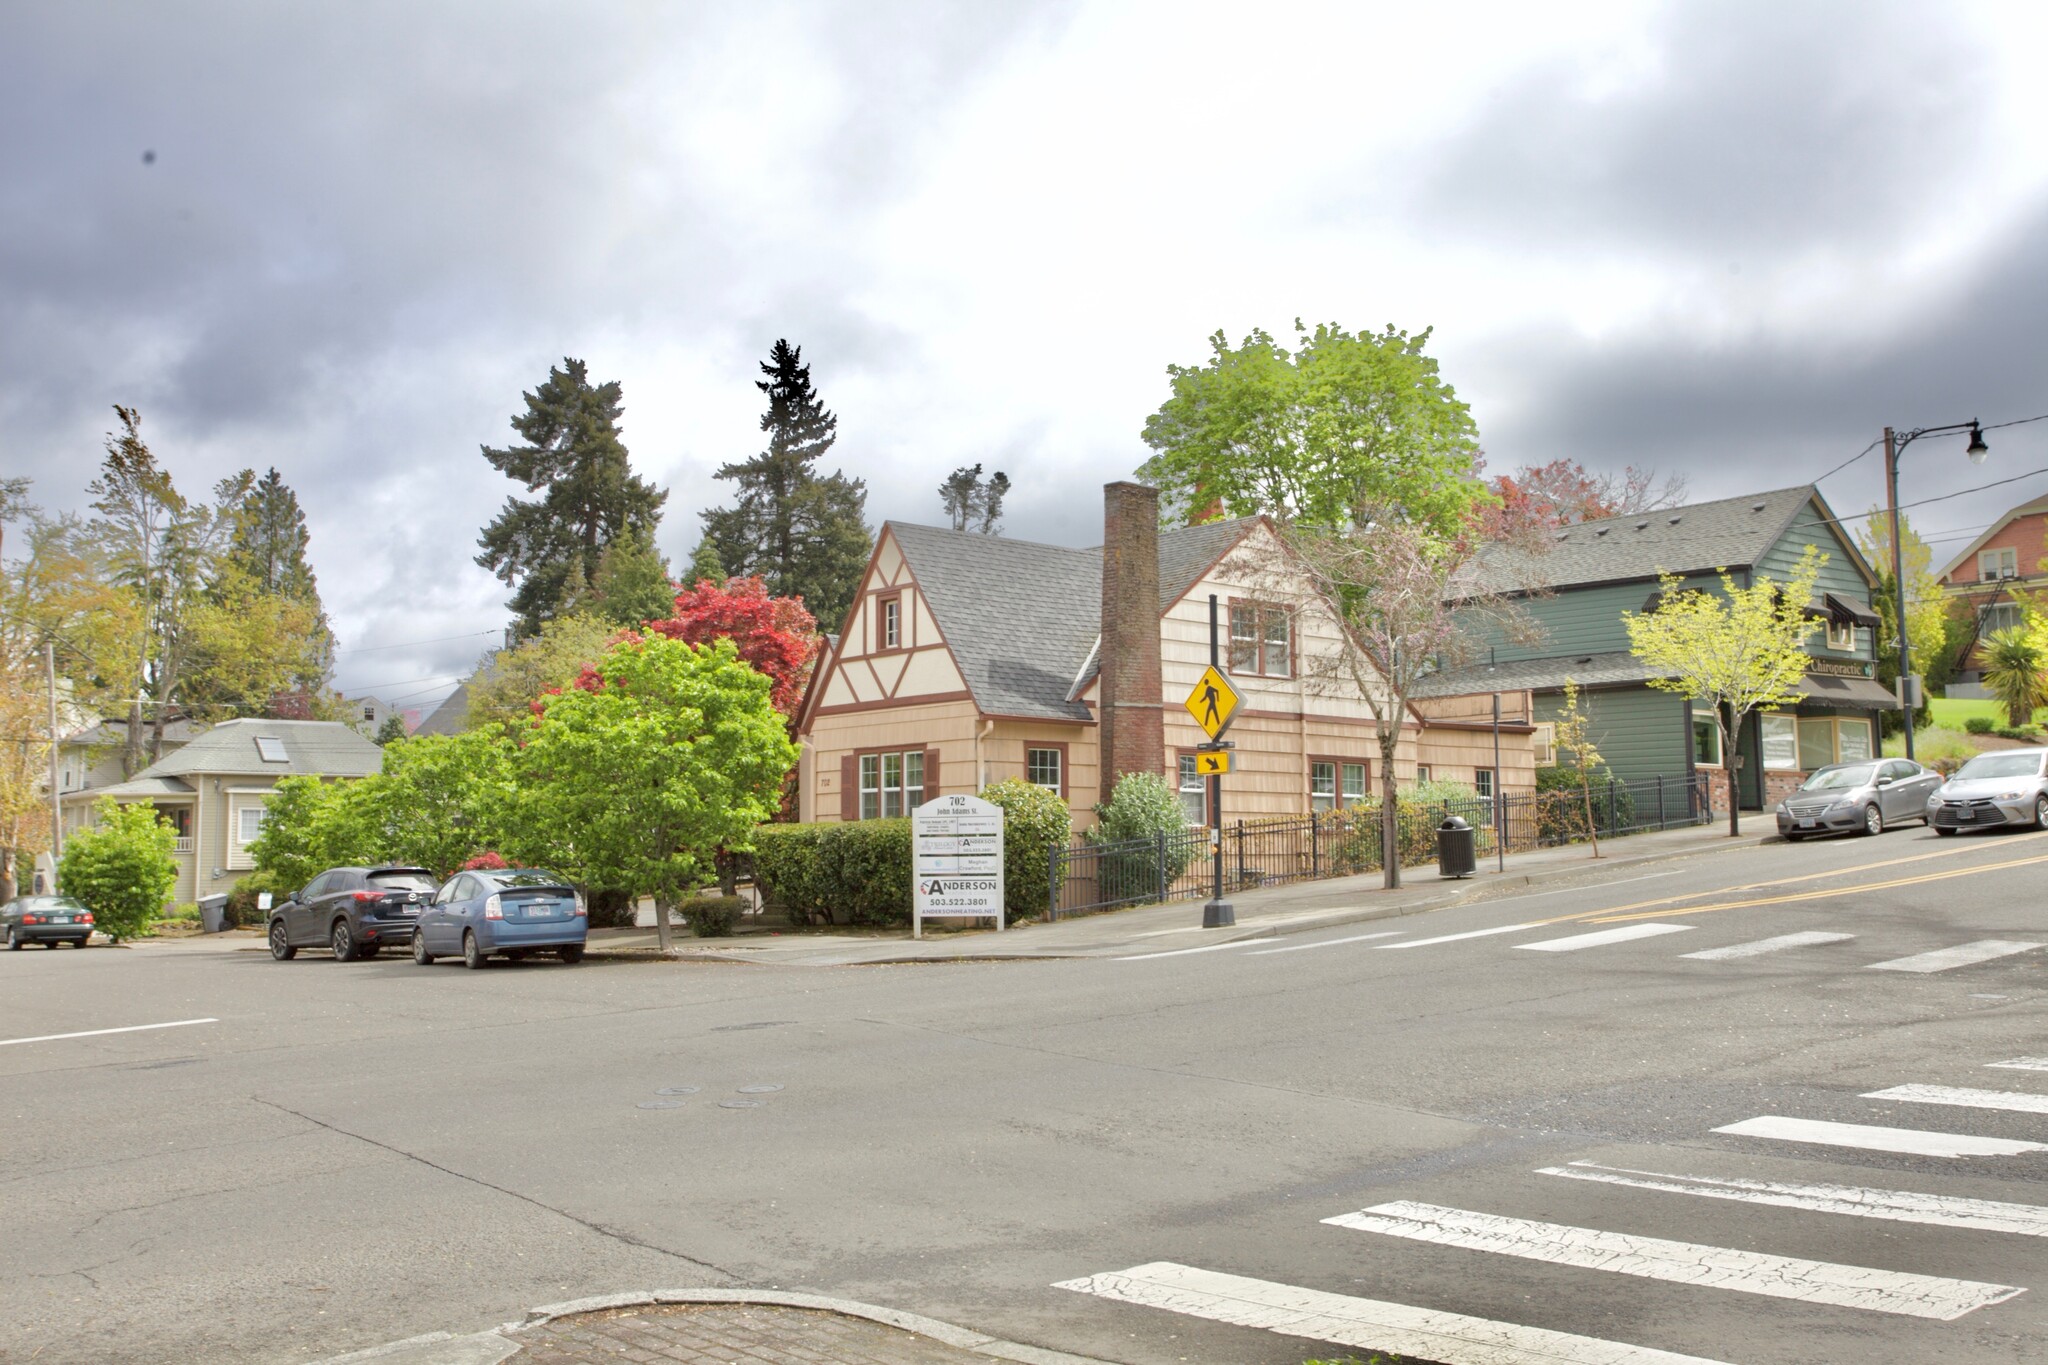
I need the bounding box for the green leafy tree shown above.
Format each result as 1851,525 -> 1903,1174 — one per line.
248,776 -> 377,893
1139,321 -> 1488,536
179,564 -> 335,719
461,612 -> 620,736
1552,678 -> 1605,858
57,798 -> 177,941
1856,508 -> 1945,726
938,464 -> 1011,533
588,526 -> 675,627
1981,626 -> 2048,728
700,340 -> 872,630
1624,547 -> 1825,837
507,633 -> 799,952
363,730 -> 512,874
476,358 -> 668,639
374,714 -> 409,746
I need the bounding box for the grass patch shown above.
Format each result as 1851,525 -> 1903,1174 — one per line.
1926,697 -> 2048,728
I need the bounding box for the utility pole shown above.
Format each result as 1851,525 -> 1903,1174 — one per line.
47,641 -> 62,884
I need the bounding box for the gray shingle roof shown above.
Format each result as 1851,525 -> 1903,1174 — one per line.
1471,485 -> 1822,594
888,517 -> 1258,722
1413,650 -> 1673,697
139,719 -> 384,779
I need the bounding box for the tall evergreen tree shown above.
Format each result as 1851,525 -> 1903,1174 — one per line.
700,340 -> 871,629
938,463 -> 1011,533
589,527 -> 676,627
476,358 -> 667,640
228,468 -> 319,600
683,538 -> 727,588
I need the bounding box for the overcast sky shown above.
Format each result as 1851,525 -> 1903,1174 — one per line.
7,1 -> 2046,715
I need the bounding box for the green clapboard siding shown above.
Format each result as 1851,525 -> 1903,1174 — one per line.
1536,685 -> 1692,788
1755,505 -> 1877,664
1485,574 -> 1721,663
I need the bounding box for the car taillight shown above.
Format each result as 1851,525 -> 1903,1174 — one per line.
573,891 -> 587,918
23,914 -> 41,924
484,893 -> 503,920
80,913 -> 93,923
352,891 -> 378,903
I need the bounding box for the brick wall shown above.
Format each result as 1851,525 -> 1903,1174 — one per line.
1699,766 -> 1804,813
1099,481 -> 1164,806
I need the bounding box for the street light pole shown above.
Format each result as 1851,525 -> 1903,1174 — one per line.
1883,420 -> 1988,761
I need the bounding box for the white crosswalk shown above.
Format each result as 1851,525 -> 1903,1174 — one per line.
1058,1048 -> 2048,1359
1679,930 -> 1855,960
1867,940 -> 2045,973
1516,923 -> 1694,952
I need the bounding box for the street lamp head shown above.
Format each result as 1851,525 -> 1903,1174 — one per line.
1967,421 -> 1990,465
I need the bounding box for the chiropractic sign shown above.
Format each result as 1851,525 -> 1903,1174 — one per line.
912,793 -> 1005,938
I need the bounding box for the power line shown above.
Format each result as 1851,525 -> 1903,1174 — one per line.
334,629 -> 501,656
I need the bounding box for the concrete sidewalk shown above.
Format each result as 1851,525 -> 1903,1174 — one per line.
594,824 -> 1755,967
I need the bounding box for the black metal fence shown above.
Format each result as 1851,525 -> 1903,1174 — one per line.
1048,772 -> 1714,918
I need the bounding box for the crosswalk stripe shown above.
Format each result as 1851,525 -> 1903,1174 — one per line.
1987,1057 -> 2048,1072
1112,939 -> 1276,961
1055,1261 -> 1733,1365
1679,931 -> 1854,961
1538,1161 -> 2048,1236
1866,939 -> 2044,973
1864,1083 -> 2048,1115
1714,1114 -> 2048,1158
1516,923 -> 1693,953
1324,1200 -> 2022,1320
1249,930 -> 1404,955
1377,922 -> 1547,950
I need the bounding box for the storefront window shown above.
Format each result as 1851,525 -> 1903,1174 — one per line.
1837,720 -> 1873,762
1761,714 -> 1798,770
1797,718 -> 1836,772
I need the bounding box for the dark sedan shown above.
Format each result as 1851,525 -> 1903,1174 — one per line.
3,896 -> 94,949
267,865 -> 439,962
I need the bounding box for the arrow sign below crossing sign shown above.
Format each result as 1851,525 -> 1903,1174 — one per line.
1183,665 -> 1240,741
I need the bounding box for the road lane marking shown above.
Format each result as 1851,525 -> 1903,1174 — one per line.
1864,1084 -> 2048,1115
1247,930 -> 1404,955
1589,853 -> 2048,924
1538,1162 -> 2048,1236
1112,939 -> 1277,961
1713,1115 -> 2048,1158
1989,1057 -> 2048,1072
1323,1201 -> 2023,1320
1376,922 -> 1548,950
0,1017 -> 219,1048
1516,923 -> 1694,952
1867,940 -> 2045,974
1679,931 -> 1855,960
1055,1261 -> 1733,1365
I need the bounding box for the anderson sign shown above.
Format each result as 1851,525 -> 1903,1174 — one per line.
912,793 -> 1005,938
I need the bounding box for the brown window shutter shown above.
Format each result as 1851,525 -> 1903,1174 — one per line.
840,754 -> 859,822
924,748 -> 941,799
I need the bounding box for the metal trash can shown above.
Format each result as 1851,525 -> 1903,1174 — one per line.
197,894 -> 230,934
1436,816 -> 1476,879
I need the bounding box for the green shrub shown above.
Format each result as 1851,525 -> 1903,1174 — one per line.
1995,724 -> 2043,742
224,868 -> 292,929
749,819 -> 915,927
688,894 -> 747,938
982,778 -> 1071,923
1533,765 -> 1635,844
1088,772 -> 1192,905
58,798 -> 178,942
1964,716 -> 1996,734
752,823 -> 832,926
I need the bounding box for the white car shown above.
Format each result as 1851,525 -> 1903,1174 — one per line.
1927,748 -> 2048,835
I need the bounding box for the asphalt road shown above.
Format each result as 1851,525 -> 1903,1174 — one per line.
5,824 -> 2048,1365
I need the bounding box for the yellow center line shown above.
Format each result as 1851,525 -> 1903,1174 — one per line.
1583,851 -> 2048,923
1518,832 -> 2048,928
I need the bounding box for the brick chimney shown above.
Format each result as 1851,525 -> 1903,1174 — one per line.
1099,481 -> 1164,807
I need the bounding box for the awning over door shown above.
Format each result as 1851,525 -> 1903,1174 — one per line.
1794,672 -> 1897,710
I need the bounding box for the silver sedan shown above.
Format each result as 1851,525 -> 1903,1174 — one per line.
1776,759 -> 1943,840
1928,747 -> 2048,835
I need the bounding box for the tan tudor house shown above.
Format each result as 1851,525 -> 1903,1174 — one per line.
59,718 -> 383,904
793,482 -> 1535,830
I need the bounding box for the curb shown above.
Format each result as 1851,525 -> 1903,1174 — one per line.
308,1289 -> 1120,1365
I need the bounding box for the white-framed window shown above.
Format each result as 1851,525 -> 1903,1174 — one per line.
1341,762 -> 1367,806
1824,619 -> 1855,651
1228,602 -> 1291,678
1177,754 -> 1207,825
236,805 -> 268,848
858,750 -> 924,819
1980,547 -> 2019,582
1837,720 -> 1874,762
1473,769 -> 1495,802
1795,716 -> 1874,768
1982,601 -> 2024,636
1026,747 -> 1062,794
1414,764 -> 1431,783
1310,762 -> 1337,813
1761,713 -> 1799,770
1692,715 -> 1721,766
361,704 -> 376,722
881,596 -> 901,649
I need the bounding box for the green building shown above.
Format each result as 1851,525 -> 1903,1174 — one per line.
1426,485 -> 1893,813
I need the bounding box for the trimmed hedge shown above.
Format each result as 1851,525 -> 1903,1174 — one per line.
752,819 -> 914,927
980,779 -> 1069,923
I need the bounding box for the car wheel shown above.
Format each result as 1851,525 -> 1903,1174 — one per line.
2035,795 -> 2048,830
1782,832 -> 1805,843
557,944 -> 584,964
462,930 -> 488,970
413,931 -> 435,966
6,926 -> 20,950
359,945 -> 380,959
268,920 -> 296,961
68,938 -> 87,948
1934,825 -> 1957,837
331,920 -> 359,962
1862,804 -> 1884,837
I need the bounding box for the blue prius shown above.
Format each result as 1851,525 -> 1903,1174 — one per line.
413,868 -> 587,970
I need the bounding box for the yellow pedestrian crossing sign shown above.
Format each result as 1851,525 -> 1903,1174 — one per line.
1183,665 -> 1240,740
1193,750 -> 1230,776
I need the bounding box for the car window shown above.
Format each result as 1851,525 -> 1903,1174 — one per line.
1799,765 -> 1874,791
302,873 -> 332,899
367,870 -> 438,892
1955,752 -> 2047,780
487,871 -> 568,889
431,878 -> 457,905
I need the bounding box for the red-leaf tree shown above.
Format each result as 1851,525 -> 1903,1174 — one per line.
1477,460 -> 1687,537
636,575 -> 819,719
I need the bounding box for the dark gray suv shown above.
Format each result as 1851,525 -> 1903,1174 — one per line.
267,865 -> 439,962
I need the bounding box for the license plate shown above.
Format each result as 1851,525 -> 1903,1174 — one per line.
1795,821 -> 1815,829
523,905 -> 556,919
1957,809 -> 1975,821
51,915 -> 70,923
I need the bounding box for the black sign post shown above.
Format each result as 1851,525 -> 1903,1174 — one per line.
1202,594 -> 1234,928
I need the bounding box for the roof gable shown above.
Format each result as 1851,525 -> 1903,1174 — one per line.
139,719 -> 384,780
1936,494 -> 2048,582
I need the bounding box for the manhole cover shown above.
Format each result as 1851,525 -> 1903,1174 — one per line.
737,1083 -> 784,1094
718,1099 -> 762,1109
636,1100 -> 685,1110
657,1085 -> 701,1096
